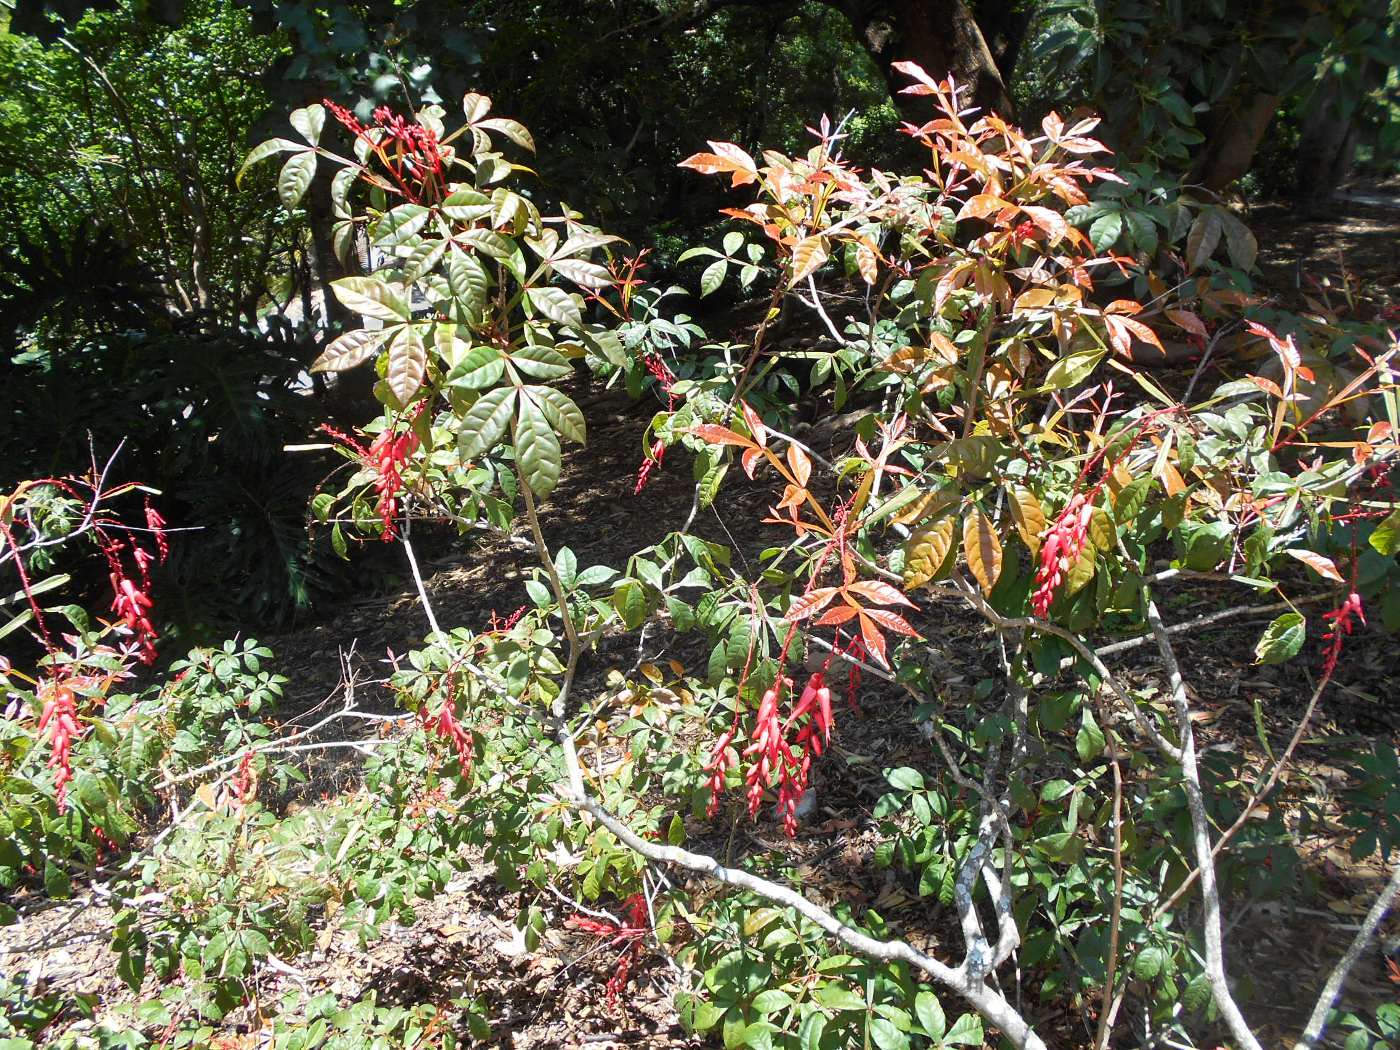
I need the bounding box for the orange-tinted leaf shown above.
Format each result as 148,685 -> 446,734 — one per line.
845,580 -> 917,608
1247,374 -> 1284,398
957,193 -> 1009,222
691,424 -> 755,449
742,446 -> 764,479
857,612 -> 887,665
778,483 -> 806,511
1007,485 -> 1047,558
815,604 -> 858,626
963,508 -> 1003,594
1019,205 -> 1068,245
789,236 -> 830,286
786,443 -> 812,487
740,401 -> 768,447
678,142 -> 758,187
902,516 -> 956,590
856,242 -> 878,285
1284,549 -> 1344,582
864,607 -> 920,638
1185,210 -> 1222,272
787,587 -> 839,622
1166,308 -> 1208,339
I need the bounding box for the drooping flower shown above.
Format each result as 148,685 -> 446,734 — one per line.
364,427 -> 420,540
37,681 -> 80,814
703,728 -> 737,818
1031,492 -> 1094,618
634,439 -> 666,494
566,893 -> 650,1006
102,539 -> 159,664
634,353 -> 679,494
1321,591 -> 1365,678
144,500 -> 169,563
424,697 -> 474,773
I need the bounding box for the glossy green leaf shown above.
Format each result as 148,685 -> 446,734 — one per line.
1044,348 -> 1105,391
1254,612 -> 1305,665
310,328 -> 389,373
331,276 -> 411,322
550,258 -> 613,289
479,116 -> 536,151
289,104 -> 325,145
613,579 -> 647,629
371,204 -> 431,248
460,227 -> 515,260
441,188 -> 494,222
459,387 -> 517,459
447,346 -> 506,390
277,150 -> 317,209
530,386 -> 586,443
1369,508 -> 1400,556
525,287 -> 583,329
237,138 -> 301,185
700,258 -> 727,297
511,344 -> 573,380
944,1013 -> 983,1046
446,249 -> 491,312
515,398 -> 562,498
386,327 -> 427,404
402,237 -> 447,282
914,991 -> 946,1041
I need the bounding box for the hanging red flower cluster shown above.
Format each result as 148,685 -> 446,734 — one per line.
566,893 -> 650,1005
1321,590 -> 1365,678
37,680 -> 79,814
1031,492 -> 1094,617
324,99 -> 447,205
101,506 -> 167,665
635,352 -> 679,495
320,422 -> 420,541
423,697 -> 474,774
365,428 -> 419,540
705,670 -> 835,838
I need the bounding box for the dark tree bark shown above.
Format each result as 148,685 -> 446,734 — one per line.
683,0 -> 1016,120
1293,58 -> 1384,210
1188,92 -> 1281,193
827,0 -> 1016,119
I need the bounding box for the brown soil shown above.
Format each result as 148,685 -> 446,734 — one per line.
5,198 -> 1400,1048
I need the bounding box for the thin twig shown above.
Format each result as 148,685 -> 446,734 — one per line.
1294,860 -> 1400,1049
1147,600 -> 1263,1050
1095,717 -> 1126,1050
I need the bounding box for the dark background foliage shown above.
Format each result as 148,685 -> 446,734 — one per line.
1,0 -> 1396,632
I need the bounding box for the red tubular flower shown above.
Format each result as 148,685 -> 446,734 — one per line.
1321,591 -> 1365,678
424,698 -> 474,773
634,440 -> 666,494
743,680 -> 789,819
37,682 -> 80,814
1031,493 -> 1094,618
323,98 -> 364,136
144,499 -> 169,563
633,353 -> 678,494
99,534 -> 160,663
567,893 -> 650,1006
703,729 -> 737,818
341,425 -> 420,542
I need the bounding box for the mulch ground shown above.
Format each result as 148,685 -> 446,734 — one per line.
5,196 -> 1400,1048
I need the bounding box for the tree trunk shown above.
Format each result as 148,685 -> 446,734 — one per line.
1293,58 -> 1383,210
830,0 -> 1015,120
1189,92 -> 1280,193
